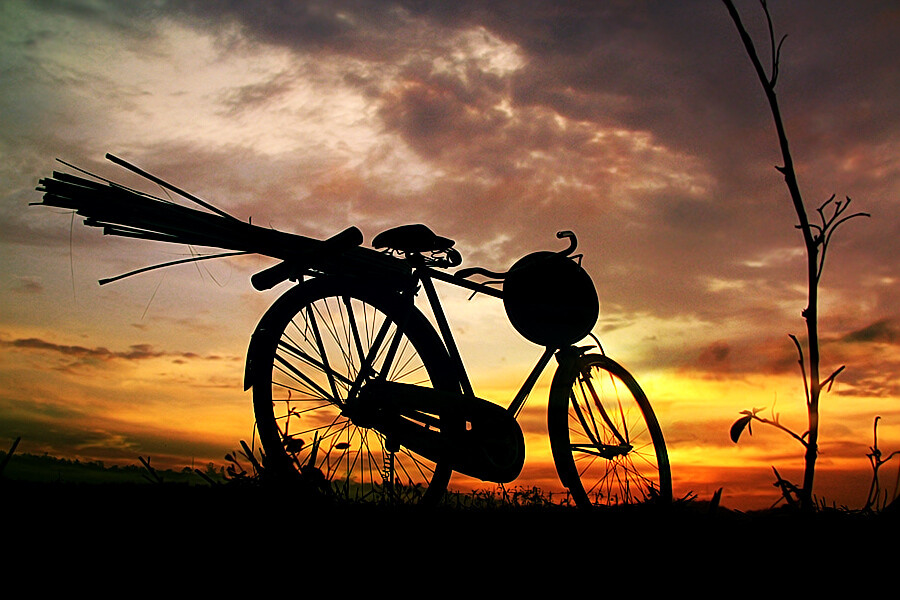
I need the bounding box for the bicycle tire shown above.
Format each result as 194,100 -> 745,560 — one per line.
248,276 -> 460,504
548,352 -> 672,507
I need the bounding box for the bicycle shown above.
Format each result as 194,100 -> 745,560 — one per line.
245,224 -> 672,508
35,157 -> 671,508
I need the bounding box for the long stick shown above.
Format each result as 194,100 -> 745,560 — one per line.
105,153 -> 240,221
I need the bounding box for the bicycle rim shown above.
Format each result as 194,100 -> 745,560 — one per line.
549,353 -> 671,507
249,277 -> 459,504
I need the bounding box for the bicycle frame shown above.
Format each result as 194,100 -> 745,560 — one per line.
416,264 -> 559,418
242,232 -> 671,504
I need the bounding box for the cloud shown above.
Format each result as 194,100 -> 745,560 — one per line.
694,340 -> 731,371
841,318 -> 900,345
11,276 -> 44,294
217,70 -> 297,116
1,336 -> 233,367
2,0 -> 899,509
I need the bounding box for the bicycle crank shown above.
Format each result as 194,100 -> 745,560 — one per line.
353,381 -> 525,483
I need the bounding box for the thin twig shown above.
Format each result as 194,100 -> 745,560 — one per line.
789,334 -> 811,406
748,411 -> 809,448
98,251 -> 248,285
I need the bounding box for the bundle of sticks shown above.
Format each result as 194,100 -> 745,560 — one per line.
33,154 -> 395,289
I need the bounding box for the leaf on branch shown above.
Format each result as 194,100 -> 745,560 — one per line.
730,415 -> 753,443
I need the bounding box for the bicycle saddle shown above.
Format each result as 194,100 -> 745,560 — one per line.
372,224 -> 455,253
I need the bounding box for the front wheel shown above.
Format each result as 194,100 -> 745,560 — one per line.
548,352 -> 671,507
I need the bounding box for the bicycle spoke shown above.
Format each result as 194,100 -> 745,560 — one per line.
277,338 -> 354,389
584,369 -> 629,447
550,354 -> 671,507
251,281 -> 457,505
305,303 -> 341,402
343,296 -> 368,374
274,353 -> 335,402
569,388 -> 601,448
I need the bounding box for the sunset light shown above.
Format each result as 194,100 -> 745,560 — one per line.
2,0 -> 898,511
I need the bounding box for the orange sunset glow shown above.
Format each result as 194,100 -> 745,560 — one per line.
2,0 -> 898,511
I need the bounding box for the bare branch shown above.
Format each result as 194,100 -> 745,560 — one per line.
773,34 -> 787,86
821,365 -> 846,392
815,196 -> 871,282
761,0 -> 786,87
737,406 -> 809,448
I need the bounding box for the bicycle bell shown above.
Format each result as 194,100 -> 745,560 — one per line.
503,251 -> 599,347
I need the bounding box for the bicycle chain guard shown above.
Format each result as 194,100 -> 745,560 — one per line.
354,381 -> 525,483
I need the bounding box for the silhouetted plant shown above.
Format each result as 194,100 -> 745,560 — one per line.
722,0 -> 870,511
223,440 -> 265,484
864,417 -> 900,512
193,467 -> 220,486
138,455 -> 164,484
0,437 -> 21,479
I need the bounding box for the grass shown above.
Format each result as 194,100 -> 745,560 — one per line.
0,450 -> 219,486
2,449 -> 896,579
4,449 -> 896,585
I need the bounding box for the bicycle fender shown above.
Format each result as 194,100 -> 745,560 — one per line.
243,325 -> 271,391
547,348 -> 585,489
243,279 -> 324,390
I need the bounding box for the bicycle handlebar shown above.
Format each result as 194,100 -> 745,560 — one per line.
453,265 -> 509,280
252,228 -> 580,293
454,230 -> 579,282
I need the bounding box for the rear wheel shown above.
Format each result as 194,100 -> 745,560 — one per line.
248,277 -> 459,504
548,352 -> 671,507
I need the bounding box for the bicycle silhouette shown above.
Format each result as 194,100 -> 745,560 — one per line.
247,224 -> 672,507
36,157 -> 672,508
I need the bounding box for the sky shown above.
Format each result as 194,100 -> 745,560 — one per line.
1,0 -> 898,510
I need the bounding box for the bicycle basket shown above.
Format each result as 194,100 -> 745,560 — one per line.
503,251 -> 599,347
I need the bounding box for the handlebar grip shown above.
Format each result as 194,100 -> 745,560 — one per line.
251,260 -> 296,290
